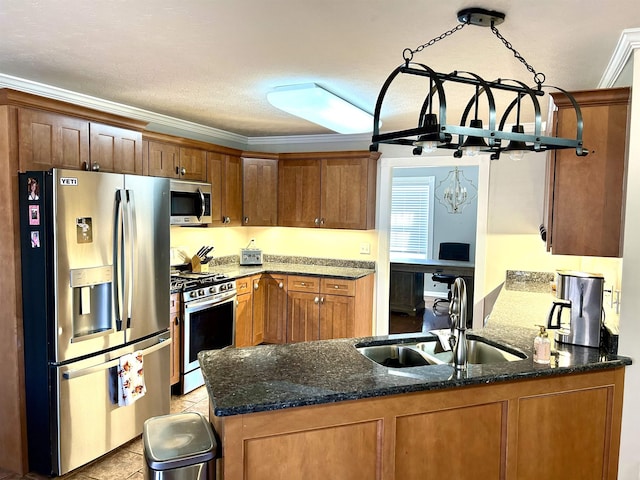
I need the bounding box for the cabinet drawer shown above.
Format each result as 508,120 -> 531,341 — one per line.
288,276 -> 321,293
320,278 -> 355,296
236,277 -> 253,295
170,293 -> 180,313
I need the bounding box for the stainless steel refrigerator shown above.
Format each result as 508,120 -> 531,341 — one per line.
19,169 -> 171,476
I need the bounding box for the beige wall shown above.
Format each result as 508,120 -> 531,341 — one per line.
617,49 -> 640,480
170,225 -> 378,262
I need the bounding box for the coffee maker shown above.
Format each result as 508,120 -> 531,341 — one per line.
547,270 -> 604,348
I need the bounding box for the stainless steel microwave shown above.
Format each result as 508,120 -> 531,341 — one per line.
170,179 -> 212,226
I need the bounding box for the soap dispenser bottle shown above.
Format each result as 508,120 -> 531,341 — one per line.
533,325 -> 551,364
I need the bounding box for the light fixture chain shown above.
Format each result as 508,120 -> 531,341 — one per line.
490,25 -> 546,87
403,22 -> 467,63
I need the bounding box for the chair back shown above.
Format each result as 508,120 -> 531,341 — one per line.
438,242 -> 470,262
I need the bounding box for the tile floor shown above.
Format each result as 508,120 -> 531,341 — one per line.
0,386 -> 210,480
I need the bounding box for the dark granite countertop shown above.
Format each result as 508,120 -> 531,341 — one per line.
198,272 -> 631,418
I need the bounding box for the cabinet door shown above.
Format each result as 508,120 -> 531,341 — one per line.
260,275 -> 287,344
395,402 -> 505,479
169,294 -> 181,386
319,294 -> 355,340
242,157 -> 278,226
235,293 -> 254,348
287,291 -> 320,343
321,157 -> 373,230
224,154 -> 243,225
147,141 -> 180,178
548,88 -> 629,257
278,159 -> 321,227
251,276 -> 264,345
515,387 -> 611,479
179,147 -> 207,182
89,123 -> 142,174
18,108 -> 90,171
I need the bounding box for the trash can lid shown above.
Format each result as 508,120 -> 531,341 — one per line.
143,412 -> 216,470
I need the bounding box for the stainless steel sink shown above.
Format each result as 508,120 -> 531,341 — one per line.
416,336 -> 526,365
357,336 -> 526,368
356,344 -> 432,368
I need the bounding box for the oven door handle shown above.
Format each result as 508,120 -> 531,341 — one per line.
184,292 -> 236,311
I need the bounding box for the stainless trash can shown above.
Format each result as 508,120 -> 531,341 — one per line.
143,412 -> 217,480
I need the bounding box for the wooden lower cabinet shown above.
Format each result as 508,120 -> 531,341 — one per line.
212,368 -> 625,480
169,293 -> 181,386
286,275 -> 374,343
255,274 -> 288,344
234,277 -> 254,348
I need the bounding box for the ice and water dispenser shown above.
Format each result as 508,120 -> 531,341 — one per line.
69,265 -> 114,340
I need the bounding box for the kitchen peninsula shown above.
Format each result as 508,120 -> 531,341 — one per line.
199,273 -> 630,479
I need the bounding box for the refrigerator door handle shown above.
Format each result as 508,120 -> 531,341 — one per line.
124,190 -> 137,329
62,338 -> 171,380
113,189 -> 125,331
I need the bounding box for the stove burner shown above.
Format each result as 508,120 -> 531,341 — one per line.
170,271 -> 236,302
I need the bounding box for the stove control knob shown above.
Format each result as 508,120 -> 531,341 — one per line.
198,289 -> 205,296
190,291 -> 197,299
209,287 -> 215,294
220,284 -> 227,292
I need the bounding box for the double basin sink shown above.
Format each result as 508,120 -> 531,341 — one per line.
357,334 -> 527,368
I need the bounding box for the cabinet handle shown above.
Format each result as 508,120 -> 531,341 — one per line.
235,300 -> 239,306
244,216 -> 249,224
300,282 -> 306,287
320,218 -> 325,225
92,163 -> 100,172
254,282 -> 259,290
314,218 -> 320,226
82,161 -> 90,171
174,316 -> 180,326
278,282 -> 284,289
314,296 -> 320,304
180,167 -> 187,176
334,285 -> 340,289
223,216 -> 231,224
320,297 -> 325,304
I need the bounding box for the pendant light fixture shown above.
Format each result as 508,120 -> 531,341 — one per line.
436,166 -> 477,214
370,7 -> 588,160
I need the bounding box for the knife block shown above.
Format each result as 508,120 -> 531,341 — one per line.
191,255 -> 209,273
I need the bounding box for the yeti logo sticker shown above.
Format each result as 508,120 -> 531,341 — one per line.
60,177 -> 78,186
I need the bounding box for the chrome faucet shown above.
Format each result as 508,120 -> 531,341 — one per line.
449,277 -> 468,371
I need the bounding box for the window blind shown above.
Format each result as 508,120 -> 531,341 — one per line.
390,175 -> 434,260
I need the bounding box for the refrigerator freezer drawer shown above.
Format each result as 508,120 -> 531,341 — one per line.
54,338 -> 170,475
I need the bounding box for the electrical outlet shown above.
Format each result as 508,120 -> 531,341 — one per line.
359,243 -> 370,255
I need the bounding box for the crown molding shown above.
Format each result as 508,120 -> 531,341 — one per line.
599,28 -> 640,88
0,72 -> 373,151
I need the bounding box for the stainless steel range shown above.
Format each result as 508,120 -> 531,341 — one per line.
171,272 -> 236,394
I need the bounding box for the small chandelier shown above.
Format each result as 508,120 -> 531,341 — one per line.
370,8 -> 588,160
436,166 -> 477,214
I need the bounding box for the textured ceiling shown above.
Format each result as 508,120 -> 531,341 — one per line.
0,0 -> 638,138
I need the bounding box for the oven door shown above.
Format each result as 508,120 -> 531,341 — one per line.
183,293 -> 236,375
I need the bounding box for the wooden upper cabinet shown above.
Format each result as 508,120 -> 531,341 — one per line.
89,122 -> 142,174
322,156 -> 377,229
179,147 -> 207,182
242,155 -> 278,226
143,141 -> 206,181
146,140 -> 180,178
18,108 -> 90,171
546,87 -> 630,257
278,158 -> 322,228
207,152 -> 242,226
278,151 -> 379,230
